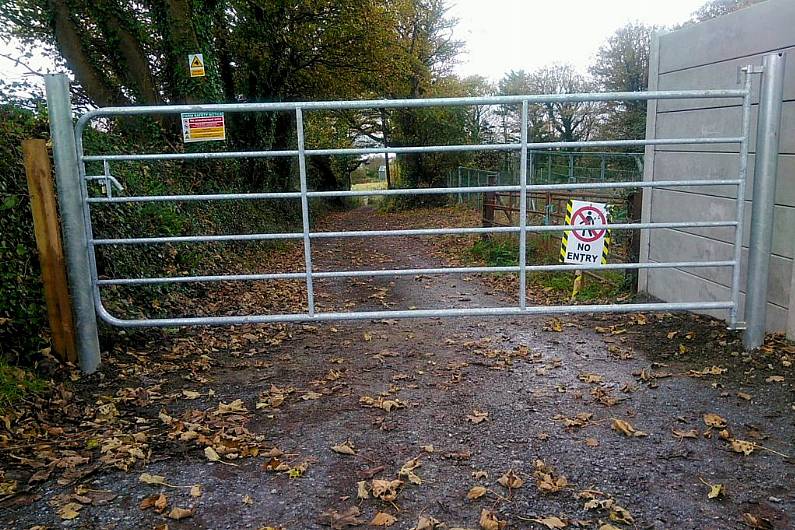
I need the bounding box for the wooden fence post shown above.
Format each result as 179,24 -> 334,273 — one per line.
22,139 -> 78,363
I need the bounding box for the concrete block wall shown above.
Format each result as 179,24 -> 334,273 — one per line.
639,0 -> 795,339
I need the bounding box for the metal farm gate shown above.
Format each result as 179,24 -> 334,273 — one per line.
44,52 -> 786,372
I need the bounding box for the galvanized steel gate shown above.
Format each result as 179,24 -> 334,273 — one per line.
45,52 -> 786,372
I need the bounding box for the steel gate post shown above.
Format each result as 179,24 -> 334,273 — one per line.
744,52 -> 786,349
45,74 -> 101,373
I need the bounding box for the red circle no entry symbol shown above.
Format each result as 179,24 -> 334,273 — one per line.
571,205 -> 607,243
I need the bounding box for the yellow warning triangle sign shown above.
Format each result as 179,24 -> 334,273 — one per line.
191,55 -> 203,68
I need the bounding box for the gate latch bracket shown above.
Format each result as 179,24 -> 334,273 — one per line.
737,64 -> 764,83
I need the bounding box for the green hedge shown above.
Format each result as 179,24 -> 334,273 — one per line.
0,107 -> 312,363
0,105 -> 50,363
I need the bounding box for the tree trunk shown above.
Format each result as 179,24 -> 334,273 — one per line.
49,0 -> 126,107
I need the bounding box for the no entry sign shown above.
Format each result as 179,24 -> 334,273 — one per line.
559,200 -> 610,265
181,112 -> 226,143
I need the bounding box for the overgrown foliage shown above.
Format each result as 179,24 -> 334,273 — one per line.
0,105 -> 50,363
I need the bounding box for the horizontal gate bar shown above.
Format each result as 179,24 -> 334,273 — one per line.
96,260 -> 736,287
81,137 -> 742,162
77,89 -> 748,126
91,220 -> 738,246
95,301 -> 735,328
86,179 -> 743,204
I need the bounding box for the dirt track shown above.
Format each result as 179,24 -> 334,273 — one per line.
1,206 -> 793,530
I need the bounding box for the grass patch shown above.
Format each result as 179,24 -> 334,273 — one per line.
470,236 -> 630,301
351,181 -> 387,207
351,181 -> 387,191
531,270 -> 627,301
0,359 -> 48,410
470,238 -> 519,267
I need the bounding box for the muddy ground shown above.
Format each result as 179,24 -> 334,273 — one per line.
1,206 -> 793,530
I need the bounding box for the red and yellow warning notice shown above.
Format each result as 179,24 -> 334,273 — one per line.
181,112 -> 226,143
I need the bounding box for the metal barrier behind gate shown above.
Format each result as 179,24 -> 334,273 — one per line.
44,53 -> 788,371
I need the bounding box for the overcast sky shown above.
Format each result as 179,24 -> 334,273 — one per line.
449,0 -> 707,81
0,0 -> 708,84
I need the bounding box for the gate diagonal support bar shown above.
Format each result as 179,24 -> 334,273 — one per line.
47,56 -> 789,370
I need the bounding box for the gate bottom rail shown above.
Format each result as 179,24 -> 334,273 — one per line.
96,301 -> 735,328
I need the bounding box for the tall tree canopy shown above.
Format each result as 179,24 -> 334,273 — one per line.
1,0 -> 471,191
589,22 -> 655,140
690,0 -> 767,22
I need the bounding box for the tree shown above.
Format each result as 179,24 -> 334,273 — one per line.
690,0 -> 767,22
496,70 -> 550,144
385,0 -> 465,189
535,64 -> 598,143
589,22 -> 656,140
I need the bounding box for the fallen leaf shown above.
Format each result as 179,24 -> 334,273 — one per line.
216,399 -> 247,414
154,493 -> 168,512
287,461 -> 309,478
531,516 -> 567,529
370,512 -> 397,526
356,481 -> 369,500
302,391 -> 323,400
479,509 -> 505,530
59,502 -> 83,520
707,483 -> 724,499
497,469 -> 524,490
243,494 -> 253,505
584,437 -> 599,447
411,515 -> 444,530
688,366 -> 727,377
204,446 -> 221,462
730,439 -> 755,456
182,390 -> 201,400
557,412 -> 593,429
472,470 -> 488,480
371,479 -> 403,501
611,418 -> 647,437
421,444 -> 434,453
190,485 -> 202,497
578,372 -> 604,384
609,505 -> 634,525
319,506 -> 364,529
703,413 -> 727,429
672,428 -> 699,439
399,458 -> 422,485
331,441 -> 356,455
742,512 -> 773,529
467,485 -> 488,500
737,392 -> 752,401
765,375 -> 784,383
167,507 -> 193,520
466,410 -> 489,424
533,460 -> 567,493
139,473 -> 167,485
